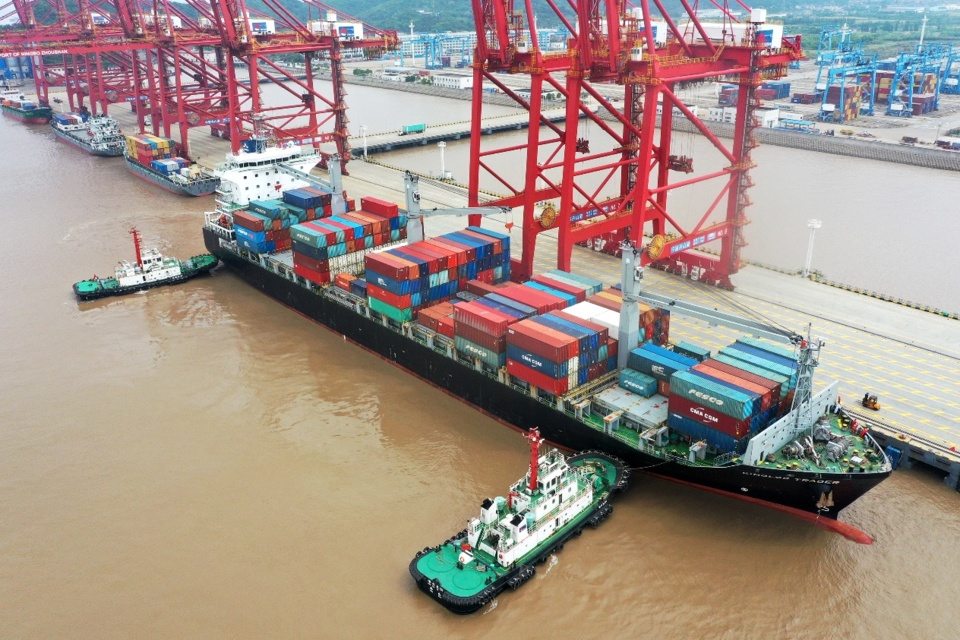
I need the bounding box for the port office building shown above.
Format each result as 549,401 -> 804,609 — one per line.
432,73 -> 473,90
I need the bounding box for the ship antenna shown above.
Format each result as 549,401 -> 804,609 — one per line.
130,227 -> 143,267
525,428 -> 542,492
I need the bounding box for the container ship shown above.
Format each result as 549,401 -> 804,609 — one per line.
51,112 -> 125,157
1,91 -> 52,124
124,133 -> 219,196
201,162 -> 891,542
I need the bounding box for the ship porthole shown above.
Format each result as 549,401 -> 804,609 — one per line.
740,487 -> 748,492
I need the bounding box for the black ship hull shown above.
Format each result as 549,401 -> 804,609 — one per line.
52,126 -> 124,157
126,157 -> 219,196
73,260 -> 219,301
204,229 -> 890,528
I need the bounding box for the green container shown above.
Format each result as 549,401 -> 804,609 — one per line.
369,296 -> 412,323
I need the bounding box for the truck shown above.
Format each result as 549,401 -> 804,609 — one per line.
398,123 -> 426,136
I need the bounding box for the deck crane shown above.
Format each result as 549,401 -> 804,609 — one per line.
404,172 -> 510,243
616,239 -> 829,450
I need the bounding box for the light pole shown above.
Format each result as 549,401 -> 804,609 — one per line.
359,125 -> 368,159
802,219 -> 822,278
437,141 -> 446,179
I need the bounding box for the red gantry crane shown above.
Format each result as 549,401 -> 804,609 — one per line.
468,0 -> 802,287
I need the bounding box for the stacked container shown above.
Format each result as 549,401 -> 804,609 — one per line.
874,71 -> 894,104
125,134 -> 176,168
666,337 -> 799,453
53,112 -> 89,126
364,227 -> 510,323
292,206 -> 405,285
826,85 -> 862,121
585,287 -> 670,345
505,311 -> 610,396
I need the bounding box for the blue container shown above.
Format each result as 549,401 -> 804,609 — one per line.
506,344 -> 569,378
619,368 -> 657,397
522,281 -> 576,307
466,225 -> 511,251
670,370 -> 755,421
485,293 -> 536,318
627,348 -> 691,382
684,369 -> 761,417
668,413 -> 747,454
712,354 -> 790,398
292,240 -> 326,262
721,347 -> 797,390
547,270 -> 603,295
532,315 -> 594,353
350,279 -> 367,297
234,226 -> 266,244
885,446 -> 902,470
732,341 -> 797,370
640,342 -> 698,368
673,341 -> 711,362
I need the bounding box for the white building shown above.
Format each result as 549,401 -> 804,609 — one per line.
707,106 -> 780,127
433,73 -> 473,90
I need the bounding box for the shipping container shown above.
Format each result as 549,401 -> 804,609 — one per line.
668,413 -> 748,454
684,368 -> 762,416
669,370 -> 756,421
639,342 -> 699,368
456,336 -> 507,369
506,319 -> 579,362
673,341 -> 711,362
627,347 -> 691,382
712,353 -> 790,398
720,346 -> 797,389
619,368 -> 657,397
506,343 -> 575,379
698,358 -> 781,399
547,270 -> 603,295
668,393 -> 752,438
507,358 -> 569,395
692,362 -> 772,411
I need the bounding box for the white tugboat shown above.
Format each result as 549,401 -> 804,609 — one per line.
51,112 -> 125,156
73,228 -> 219,300
409,429 -> 628,614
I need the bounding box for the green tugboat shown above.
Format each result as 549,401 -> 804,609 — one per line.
409,429 -> 628,614
73,228 -> 219,301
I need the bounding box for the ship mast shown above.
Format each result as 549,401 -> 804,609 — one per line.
790,325 -> 824,435
130,227 -> 143,267
525,428 -> 542,492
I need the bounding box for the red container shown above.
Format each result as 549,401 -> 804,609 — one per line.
668,394 -> 751,438
417,302 -> 454,332
607,337 -> 618,361
693,362 -> 772,411
345,198 -> 356,212
340,213 -> 373,238
293,251 -> 327,273
368,282 -> 412,309
232,210 -> 265,231
507,359 -> 569,395
335,272 -> 356,291
323,219 -> 355,242
294,263 -> 330,285
657,380 -> 670,396
430,236 -> 474,263
457,228 -> 502,254
700,358 -> 781,399
437,316 -> 455,339
421,240 -> 459,267
396,245 -> 440,274
497,285 -> 565,314
531,275 -> 586,302
360,196 -> 400,218
586,293 -> 622,312
365,252 -> 410,281
454,321 -> 507,353
506,320 -> 578,362
453,301 -> 515,336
